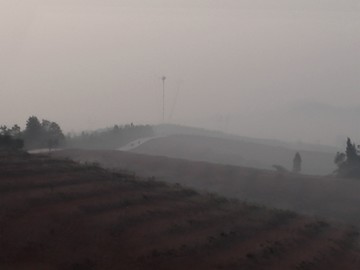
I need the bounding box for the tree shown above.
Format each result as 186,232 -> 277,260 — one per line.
345,137 -> 359,163
334,138 -> 360,178
9,125 -> 21,137
0,133 -> 23,151
0,124 -> 23,151
0,125 -> 9,135
292,152 -> 302,173
23,116 -> 65,150
46,121 -> 65,150
334,152 -> 346,166
26,116 -> 42,135
24,116 -> 43,148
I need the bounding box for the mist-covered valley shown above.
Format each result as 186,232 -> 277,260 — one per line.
1,1 -> 360,269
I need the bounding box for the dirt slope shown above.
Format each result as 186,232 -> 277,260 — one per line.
1,152 -> 360,270
54,149 -> 360,228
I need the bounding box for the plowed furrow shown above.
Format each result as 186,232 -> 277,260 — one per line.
133,208 -> 295,264
0,171 -> 107,193
137,215 -> 303,270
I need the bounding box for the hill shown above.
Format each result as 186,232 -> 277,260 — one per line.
129,134 -> 336,175
54,149 -> 360,228
1,152 -> 360,269
153,124 -> 340,154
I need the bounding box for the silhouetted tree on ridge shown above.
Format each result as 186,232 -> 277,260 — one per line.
335,138 -> 360,178
23,116 -> 65,150
292,152 -> 302,173
24,116 -> 42,148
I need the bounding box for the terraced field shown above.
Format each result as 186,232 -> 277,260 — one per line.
1,153 -> 360,270
54,149 -> 360,227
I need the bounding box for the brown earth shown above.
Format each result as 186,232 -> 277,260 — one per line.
1,152 -> 360,270
53,149 -> 360,228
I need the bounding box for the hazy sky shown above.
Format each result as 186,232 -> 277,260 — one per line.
1,1 -> 359,145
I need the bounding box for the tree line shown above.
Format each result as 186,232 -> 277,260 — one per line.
66,123 -> 154,150
1,116 -> 153,151
0,116 -> 65,151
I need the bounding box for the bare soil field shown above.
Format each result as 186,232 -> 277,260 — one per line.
54,149 -> 360,228
2,152 -> 360,270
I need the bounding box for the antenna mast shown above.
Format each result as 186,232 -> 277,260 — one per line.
162,76 -> 166,123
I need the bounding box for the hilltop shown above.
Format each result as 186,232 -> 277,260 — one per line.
153,124 -> 339,154
129,132 -> 336,175
1,152 -> 360,269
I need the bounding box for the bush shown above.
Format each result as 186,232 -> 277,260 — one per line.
0,135 -> 24,151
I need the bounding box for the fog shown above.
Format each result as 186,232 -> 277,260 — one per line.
1,1 -> 359,146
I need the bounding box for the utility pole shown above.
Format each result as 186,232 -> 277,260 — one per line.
162,76 -> 166,122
